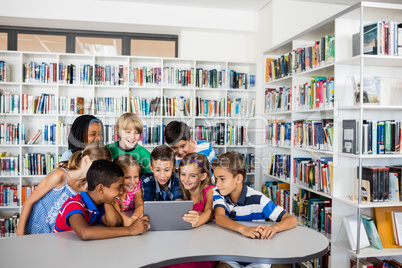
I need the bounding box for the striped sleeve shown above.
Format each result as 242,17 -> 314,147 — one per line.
261,195 -> 285,222
212,187 -> 225,210
195,141 -> 217,163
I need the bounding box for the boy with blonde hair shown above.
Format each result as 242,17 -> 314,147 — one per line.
107,112 -> 151,174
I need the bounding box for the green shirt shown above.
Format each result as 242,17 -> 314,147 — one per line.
106,141 -> 151,174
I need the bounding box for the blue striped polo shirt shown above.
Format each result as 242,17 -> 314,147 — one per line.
213,184 -> 285,222
175,140 -> 217,167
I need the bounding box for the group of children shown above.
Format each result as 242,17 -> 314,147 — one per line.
16,113 -> 297,268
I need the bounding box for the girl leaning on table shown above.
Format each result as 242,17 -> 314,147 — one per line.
161,153 -> 218,268
17,142 -> 112,235
112,154 -> 144,226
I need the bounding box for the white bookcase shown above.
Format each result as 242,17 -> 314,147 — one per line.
0,52 -> 259,219
263,1 -> 402,267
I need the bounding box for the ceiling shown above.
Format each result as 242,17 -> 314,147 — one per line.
94,0 -> 402,11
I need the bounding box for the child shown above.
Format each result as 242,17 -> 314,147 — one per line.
17,142 -> 112,235
53,159 -> 150,240
106,112 -> 151,174
60,114 -> 103,162
211,152 -> 297,268
142,145 -> 184,201
178,153 -> 214,228
165,121 -> 217,167
113,154 -> 144,226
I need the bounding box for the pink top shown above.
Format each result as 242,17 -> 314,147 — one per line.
192,185 -> 214,212
117,181 -> 141,211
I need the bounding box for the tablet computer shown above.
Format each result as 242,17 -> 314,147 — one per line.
144,200 -> 193,231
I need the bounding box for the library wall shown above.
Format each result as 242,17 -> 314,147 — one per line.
271,0 -> 348,47
179,30 -> 256,62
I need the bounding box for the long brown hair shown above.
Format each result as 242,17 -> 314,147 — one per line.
59,142 -> 112,170
178,153 -> 212,201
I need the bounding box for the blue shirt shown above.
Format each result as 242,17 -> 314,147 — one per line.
141,172 -> 183,201
213,184 -> 285,222
25,168 -> 76,234
175,140 -> 217,167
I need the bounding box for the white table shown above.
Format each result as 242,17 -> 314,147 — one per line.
0,222 -> 329,268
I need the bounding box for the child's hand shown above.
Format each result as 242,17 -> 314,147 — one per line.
255,224 -> 278,239
183,210 -> 200,228
239,225 -> 261,239
128,215 -> 150,235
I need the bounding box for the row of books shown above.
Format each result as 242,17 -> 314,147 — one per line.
0,184 -> 18,206
263,181 -> 290,213
266,120 -> 291,147
293,157 -> 333,195
351,257 -> 402,268
195,97 -> 226,117
227,97 -> 255,118
0,156 -> 19,175
243,153 -> 255,173
292,189 -> 332,238
23,62 -> 58,84
195,68 -> 226,88
194,124 -> 225,146
0,61 -> 9,82
293,119 -> 334,152
91,97 -> 127,116
21,184 -> 37,205
0,213 -> 18,237
342,119 -> 402,154
226,125 -> 247,146
294,76 -> 334,110
357,165 -> 402,202
22,153 -> 58,176
21,93 -> 57,114
58,63 -> 93,85
354,21 -> 402,56
142,124 -> 164,145
0,123 -> 21,145
265,87 -> 291,113
265,35 -> 335,82
129,96 -> 160,116
94,64 -> 125,86
130,67 -> 161,86
268,154 -> 291,181
0,92 -> 19,114
162,96 -> 192,117
228,71 -> 255,89
163,67 -> 193,87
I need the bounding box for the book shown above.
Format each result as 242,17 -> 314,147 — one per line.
389,172 -> 400,202
343,214 -> 370,250
361,214 -> 383,249
373,206 -> 402,248
27,129 -> 42,145
392,211 -> 402,246
343,119 -> 359,154
350,258 -> 374,268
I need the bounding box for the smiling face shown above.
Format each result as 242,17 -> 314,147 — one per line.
123,165 -> 140,192
118,128 -> 141,150
169,140 -> 192,158
87,122 -> 102,143
150,160 -> 174,190
179,163 -> 206,192
102,177 -> 125,205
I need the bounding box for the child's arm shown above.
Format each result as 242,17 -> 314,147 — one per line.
255,212 -> 297,239
214,207 -> 261,239
17,169 -> 65,235
183,187 -> 214,228
101,203 -> 122,227
68,213 -> 150,240
131,188 -> 144,220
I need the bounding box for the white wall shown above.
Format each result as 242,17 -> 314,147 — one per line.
271,0 -> 348,47
179,30 -> 256,62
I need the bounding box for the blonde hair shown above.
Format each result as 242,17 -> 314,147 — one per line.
59,142 -> 112,170
113,154 -> 141,211
116,113 -> 143,138
178,153 -> 212,201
